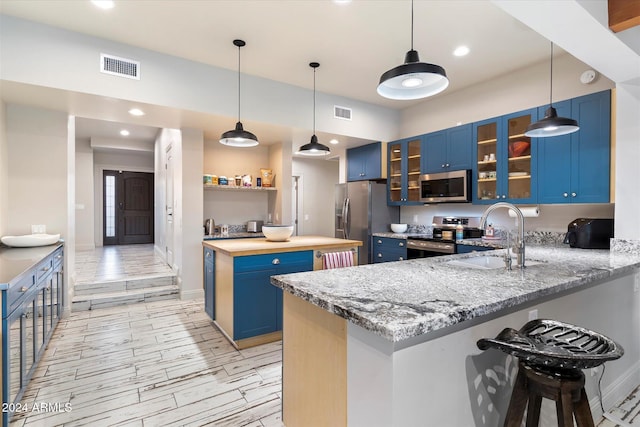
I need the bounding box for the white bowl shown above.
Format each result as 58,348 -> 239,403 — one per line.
1,233 -> 61,247
390,223 -> 408,233
262,225 -> 294,242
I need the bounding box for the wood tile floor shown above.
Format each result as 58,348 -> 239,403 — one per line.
9,299 -> 284,427
75,245 -> 174,284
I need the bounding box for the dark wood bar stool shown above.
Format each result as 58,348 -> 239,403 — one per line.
477,319 -> 624,427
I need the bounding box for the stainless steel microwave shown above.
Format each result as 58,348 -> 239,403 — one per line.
419,170 -> 471,203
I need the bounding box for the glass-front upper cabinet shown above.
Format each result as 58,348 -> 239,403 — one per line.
387,137 -> 422,205
474,108 -> 537,204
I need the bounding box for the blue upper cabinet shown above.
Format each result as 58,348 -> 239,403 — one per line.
538,90 -> 611,204
388,136 -> 423,205
347,142 -> 383,181
422,124 -> 473,174
473,108 -> 538,204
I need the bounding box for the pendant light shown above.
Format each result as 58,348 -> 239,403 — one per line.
525,42 -> 579,137
296,62 -> 331,156
220,39 -> 259,147
377,0 -> 449,100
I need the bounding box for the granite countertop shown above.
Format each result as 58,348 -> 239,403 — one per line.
270,244 -> 640,343
203,235 -> 362,257
0,242 -> 64,289
203,232 -> 264,240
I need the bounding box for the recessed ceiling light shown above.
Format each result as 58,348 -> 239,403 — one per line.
128,108 -> 145,116
453,46 -> 470,57
329,139 -> 339,145
333,0 -> 352,4
120,129 -> 130,136
91,0 -> 115,10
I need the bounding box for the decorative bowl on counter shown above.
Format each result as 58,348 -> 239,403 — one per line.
262,225 -> 294,242
390,223 -> 408,233
1,233 -> 61,247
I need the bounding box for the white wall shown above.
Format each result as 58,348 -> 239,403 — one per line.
0,14 -> 401,143
292,157 -> 339,236
177,128 -> 204,300
75,139 -> 95,250
6,104 -> 69,236
400,53 -> 614,138
613,84 -> 640,240
92,150 -> 154,247
0,101 -> 7,237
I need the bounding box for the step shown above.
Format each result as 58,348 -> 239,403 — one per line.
74,274 -> 176,296
72,284 -> 180,311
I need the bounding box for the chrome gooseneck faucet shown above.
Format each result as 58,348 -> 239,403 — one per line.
480,202 -> 526,268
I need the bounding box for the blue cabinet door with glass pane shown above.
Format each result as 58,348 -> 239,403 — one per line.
537,90 -> 610,204
203,247 -> 215,319
388,137 -> 423,205
233,251 -> 313,340
347,142 -> 382,181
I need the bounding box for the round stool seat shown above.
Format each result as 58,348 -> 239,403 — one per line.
477,319 -> 623,370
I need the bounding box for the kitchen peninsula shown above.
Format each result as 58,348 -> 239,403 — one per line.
202,236 -> 361,349
271,244 -> 640,426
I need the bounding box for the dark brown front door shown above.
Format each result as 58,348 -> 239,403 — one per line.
103,170 -> 154,245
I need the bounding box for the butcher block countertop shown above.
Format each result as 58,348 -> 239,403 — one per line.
202,235 -> 362,257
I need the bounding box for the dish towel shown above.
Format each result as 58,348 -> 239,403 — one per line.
322,251 -> 354,269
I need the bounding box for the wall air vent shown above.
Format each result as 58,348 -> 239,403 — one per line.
334,105 -> 352,121
100,53 -> 140,80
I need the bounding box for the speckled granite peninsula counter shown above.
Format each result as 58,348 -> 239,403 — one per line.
271,243 -> 640,426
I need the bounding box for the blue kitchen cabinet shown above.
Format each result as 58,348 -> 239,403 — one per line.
422,124 -> 473,174
388,136 -> 423,205
347,142 -> 383,181
2,245 -> 63,425
537,90 -> 611,204
233,251 -> 313,340
473,108 -> 538,204
372,236 -> 407,263
203,247 -> 215,319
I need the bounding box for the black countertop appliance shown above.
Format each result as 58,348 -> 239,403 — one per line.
563,218 -> 614,249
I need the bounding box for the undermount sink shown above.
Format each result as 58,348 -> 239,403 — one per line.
446,255 -> 545,270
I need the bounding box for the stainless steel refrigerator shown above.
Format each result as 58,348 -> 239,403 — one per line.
335,181 -> 400,264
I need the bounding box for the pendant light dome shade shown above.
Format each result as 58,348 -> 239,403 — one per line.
524,107 -> 579,137
220,39 -> 259,147
525,42 -> 579,138
297,62 -> 331,157
377,49 -> 449,100
220,121 -> 259,146
377,0 -> 449,100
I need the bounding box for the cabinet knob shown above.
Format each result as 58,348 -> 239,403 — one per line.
399,257 -> 404,261
21,286 -> 28,292
377,253 -> 382,258
502,195 -> 506,199
377,240 -> 382,244
56,255 -> 62,259
441,164 -> 446,168
208,269 -> 212,274
272,258 -> 280,265
446,163 -> 450,167
399,242 -> 404,247
571,192 -> 577,197
206,252 -> 211,257
42,266 -> 50,272
563,192 -> 569,198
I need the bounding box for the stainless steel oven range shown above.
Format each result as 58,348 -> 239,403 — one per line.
407,216 -> 483,258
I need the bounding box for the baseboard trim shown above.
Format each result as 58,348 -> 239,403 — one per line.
590,359 -> 640,419
180,285 -> 203,301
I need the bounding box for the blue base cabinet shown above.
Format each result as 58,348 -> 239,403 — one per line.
203,247 -> 215,319
347,142 -> 383,181
2,245 -> 63,426
537,90 -> 611,204
372,237 -> 407,263
233,251 -> 313,340
456,244 -> 494,254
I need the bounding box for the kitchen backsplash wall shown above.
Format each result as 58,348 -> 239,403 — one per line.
400,203 -> 615,234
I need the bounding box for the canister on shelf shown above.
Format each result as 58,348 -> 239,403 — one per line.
203,174 -> 213,184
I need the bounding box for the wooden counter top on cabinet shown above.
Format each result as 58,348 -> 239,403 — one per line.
202,235 -> 362,257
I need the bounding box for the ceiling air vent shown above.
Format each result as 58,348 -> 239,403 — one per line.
334,105 -> 352,121
100,53 -> 140,80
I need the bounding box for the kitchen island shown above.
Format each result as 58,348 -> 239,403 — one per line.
202,236 -> 361,349
271,243 -> 640,426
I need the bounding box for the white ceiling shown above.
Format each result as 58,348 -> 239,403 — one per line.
0,0 -> 637,148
